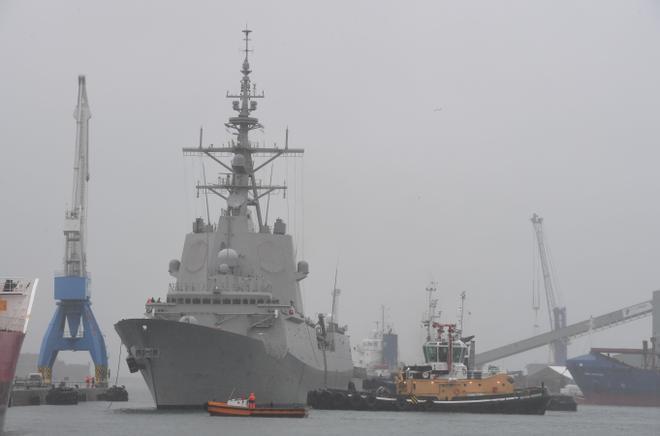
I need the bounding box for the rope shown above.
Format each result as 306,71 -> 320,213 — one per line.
114,341 -> 122,386
105,341 -> 123,409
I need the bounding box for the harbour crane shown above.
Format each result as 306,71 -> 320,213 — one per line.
530,213 -> 568,364
38,76 -> 108,385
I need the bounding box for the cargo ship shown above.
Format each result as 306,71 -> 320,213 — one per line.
566,345 -> 659,407
353,307 -> 398,379
1,278 -> 38,432
114,30 -> 353,408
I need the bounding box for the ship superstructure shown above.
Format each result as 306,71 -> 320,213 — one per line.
1,278 -> 38,433
354,306 -> 398,378
115,30 -> 353,408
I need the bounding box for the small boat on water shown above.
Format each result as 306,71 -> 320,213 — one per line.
309,318 -> 550,415
207,399 -> 307,418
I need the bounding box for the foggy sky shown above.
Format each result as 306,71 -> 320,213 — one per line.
1,0 -> 659,373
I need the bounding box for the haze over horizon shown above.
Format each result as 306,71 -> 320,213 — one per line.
1,0 -> 659,376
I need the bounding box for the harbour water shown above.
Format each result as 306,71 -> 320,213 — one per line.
3,385 -> 658,436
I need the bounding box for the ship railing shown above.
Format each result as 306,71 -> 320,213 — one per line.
1,277 -> 31,293
168,279 -> 274,295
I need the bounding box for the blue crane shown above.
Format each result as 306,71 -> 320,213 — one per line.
38,76 -> 108,385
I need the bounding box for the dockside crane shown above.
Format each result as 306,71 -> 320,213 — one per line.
38,76 -> 108,385
530,213 -> 568,364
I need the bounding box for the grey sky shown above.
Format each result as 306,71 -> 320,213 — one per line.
1,0 -> 659,372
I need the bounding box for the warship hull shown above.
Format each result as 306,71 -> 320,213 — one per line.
115,318 -> 353,408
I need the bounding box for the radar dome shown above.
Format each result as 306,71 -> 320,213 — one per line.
217,248 -> 239,267
218,263 -> 231,274
179,315 -> 199,324
168,259 -> 181,277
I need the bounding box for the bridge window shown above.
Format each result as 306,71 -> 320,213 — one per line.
184,298 -> 191,304
212,299 -> 221,304
452,346 -> 465,363
232,298 -> 241,304
223,298 -> 231,304
202,298 -> 211,304
192,298 -> 201,304
423,345 -> 438,362
249,299 -> 256,305
257,299 -> 264,304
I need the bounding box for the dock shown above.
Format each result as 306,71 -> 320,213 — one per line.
10,386 -> 111,407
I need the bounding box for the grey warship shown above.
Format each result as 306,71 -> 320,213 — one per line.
115,30 -> 353,408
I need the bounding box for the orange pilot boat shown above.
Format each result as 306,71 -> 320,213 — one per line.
207,398 -> 307,418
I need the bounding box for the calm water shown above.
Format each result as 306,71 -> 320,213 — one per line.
4,387 -> 659,436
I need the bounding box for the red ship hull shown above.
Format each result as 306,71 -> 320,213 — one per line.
581,392 -> 660,407
0,330 -> 25,432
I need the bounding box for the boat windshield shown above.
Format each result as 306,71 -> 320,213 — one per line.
452,344 -> 465,363
424,343 -> 466,363
423,344 -> 448,363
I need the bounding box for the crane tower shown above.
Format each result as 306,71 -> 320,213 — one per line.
531,213 -> 567,364
38,76 -> 108,385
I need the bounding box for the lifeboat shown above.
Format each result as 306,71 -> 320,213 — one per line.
207,398 -> 307,418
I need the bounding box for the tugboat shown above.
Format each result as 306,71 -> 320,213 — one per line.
309,287 -> 550,415
394,322 -> 548,414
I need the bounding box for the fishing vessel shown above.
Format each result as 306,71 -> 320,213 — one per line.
1,278 -> 38,432
115,30 -> 353,408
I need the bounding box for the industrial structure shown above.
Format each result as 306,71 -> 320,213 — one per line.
475,296 -> 655,367
472,213 -> 660,367
38,76 -> 108,385
530,213 -> 568,364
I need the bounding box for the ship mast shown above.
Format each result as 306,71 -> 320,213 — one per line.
184,29 -> 303,233
457,291 -> 466,334
330,267 -> 341,329
423,282 -> 439,341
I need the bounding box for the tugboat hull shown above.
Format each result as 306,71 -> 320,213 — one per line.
308,388 -> 550,415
